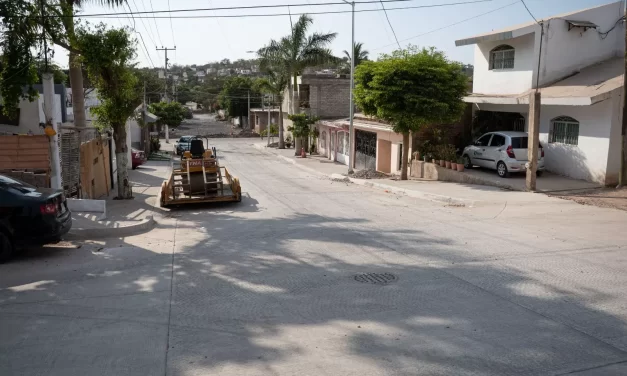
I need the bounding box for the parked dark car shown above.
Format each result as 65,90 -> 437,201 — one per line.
131,148 -> 147,169
0,174 -> 72,262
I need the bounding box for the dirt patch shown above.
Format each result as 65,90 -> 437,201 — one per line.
350,169 -> 390,180
553,187 -> 627,211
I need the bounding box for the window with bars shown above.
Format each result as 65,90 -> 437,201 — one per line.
489,45 -> 515,70
550,116 -> 579,145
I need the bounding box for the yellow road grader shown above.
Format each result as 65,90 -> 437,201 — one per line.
160,137 -> 241,207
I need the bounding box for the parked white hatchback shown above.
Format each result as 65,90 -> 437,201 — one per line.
462,131 -> 545,178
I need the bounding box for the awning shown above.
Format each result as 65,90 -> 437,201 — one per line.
464,57 -> 623,106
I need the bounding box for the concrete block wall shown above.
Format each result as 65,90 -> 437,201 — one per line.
303,77 -> 351,119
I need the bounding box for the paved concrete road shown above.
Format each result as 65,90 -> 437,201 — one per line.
175,113 -> 231,137
2,139 -> 627,376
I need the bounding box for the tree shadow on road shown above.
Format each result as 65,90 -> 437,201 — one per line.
1,209 -> 627,376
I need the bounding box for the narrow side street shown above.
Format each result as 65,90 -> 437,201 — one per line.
2,139 -> 627,375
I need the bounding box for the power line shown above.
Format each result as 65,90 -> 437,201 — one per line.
520,0 -> 538,23
371,0 -> 518,51
57,0 -> 496,18
166,0 -> 176,61
132,0 -> 159,48
147,0 -> 164,46
379,0 -> 401,49
67,0 -> 497,19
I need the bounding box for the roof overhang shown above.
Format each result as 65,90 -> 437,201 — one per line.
463,89 -> 617,107
455,24 -> 537,47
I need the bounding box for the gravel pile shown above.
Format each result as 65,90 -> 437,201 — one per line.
350,169 -> 389,179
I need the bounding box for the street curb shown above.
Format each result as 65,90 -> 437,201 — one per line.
254,143 -> 476,206
330,174 -> 475,206
65,215 -> 156,240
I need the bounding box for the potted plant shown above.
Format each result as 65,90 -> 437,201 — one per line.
445,160 -> 452,169
451,161 -> 457,170
285,134 -> 292,148
456,157 -> 465,172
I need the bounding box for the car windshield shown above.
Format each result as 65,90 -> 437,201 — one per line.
180,137 -> 191,142
511,137 -> 542,149
511,137 -> 528,149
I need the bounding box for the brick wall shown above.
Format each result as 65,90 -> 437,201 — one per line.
302,76 -> 351,119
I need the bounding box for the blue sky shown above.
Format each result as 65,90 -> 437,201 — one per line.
55,0 -> 623,69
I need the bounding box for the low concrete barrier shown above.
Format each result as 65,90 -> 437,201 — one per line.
67,199 -> 107,220
410,160 -> 509,190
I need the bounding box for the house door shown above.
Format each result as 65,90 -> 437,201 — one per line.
330,132 -> 335,160
355,129 -> 377,170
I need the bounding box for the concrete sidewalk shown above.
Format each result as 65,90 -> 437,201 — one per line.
253,142 -> 567,207
68,161 -> 171,239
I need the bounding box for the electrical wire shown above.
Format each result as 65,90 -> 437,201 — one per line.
379,1 -> 401,49
371,0 -> 518,51
148,0 -> 164,46
167,0 -> 176,61
69,0 -> 498,19
132,0 -> 159,48
49,0 -> 496,18
520,0 -> 538,24
123,1 -> 156,68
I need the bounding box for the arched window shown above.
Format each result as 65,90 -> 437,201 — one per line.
550,116 -> 579,145
489,45 -> 515,70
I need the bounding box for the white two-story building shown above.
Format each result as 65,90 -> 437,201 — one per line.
455,1 -> 625,185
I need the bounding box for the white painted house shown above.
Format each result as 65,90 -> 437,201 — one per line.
455,1 -> 625,185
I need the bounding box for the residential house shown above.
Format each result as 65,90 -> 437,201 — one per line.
239,69 -> 252,76
206,67 -> 217,75
455,1 -> 625,185
0,84 -> 66,135
283,73 -> 412,173
218,68 -> 230,77
248,108 -> 280,134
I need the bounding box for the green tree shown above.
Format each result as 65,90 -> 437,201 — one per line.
257,68 -> 288,148
0,0 -> 43,117
287,113 -> 318,155
77,24 -> 141,199
218,76 -> 261,128
258,14 -> 337,115
56,0 -> 126,129
149,102 -> 187,129
354,46 -> 468,180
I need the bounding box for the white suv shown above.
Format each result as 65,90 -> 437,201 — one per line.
462,131 -> 545,178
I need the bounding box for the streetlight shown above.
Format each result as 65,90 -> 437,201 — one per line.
342,1 -> 355,174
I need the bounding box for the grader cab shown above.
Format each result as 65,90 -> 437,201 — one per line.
160,138 -> 241,207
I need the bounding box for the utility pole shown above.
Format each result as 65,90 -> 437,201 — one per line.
156,46 -> 176,143
247,90 -> 251,130
526,22 -> 543,192
342,1 -> 356,174
267,97 -> 271,147
619,0 -> 627,187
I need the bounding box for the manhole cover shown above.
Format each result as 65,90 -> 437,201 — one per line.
354,273 -> 398,285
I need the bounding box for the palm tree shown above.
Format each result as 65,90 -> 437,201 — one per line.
257,69 -> 289,149
258,14 -> 337,116
343,42 -> 369,67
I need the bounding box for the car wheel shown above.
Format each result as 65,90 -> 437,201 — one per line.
497,161 -> 509,178
536,170 -> 543,177
463,155 -> 473,169
0,231 -> 14,263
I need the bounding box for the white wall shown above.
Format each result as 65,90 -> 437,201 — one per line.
476,99 -> 619,185
473,33 -> 535,95
0,94 -> 61,135
537,2 -> 624,87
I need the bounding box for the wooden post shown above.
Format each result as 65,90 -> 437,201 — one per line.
526,91 -> 541,191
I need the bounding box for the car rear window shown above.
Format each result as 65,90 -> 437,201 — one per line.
180,137 -> 191,142
511,137 -> 528,149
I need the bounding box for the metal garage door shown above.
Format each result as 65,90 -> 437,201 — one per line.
355,129 -> 377,170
